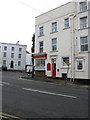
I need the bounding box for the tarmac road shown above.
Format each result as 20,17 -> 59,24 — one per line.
1,71 -> 89,119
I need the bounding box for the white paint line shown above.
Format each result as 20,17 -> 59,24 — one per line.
22,88 -> 77,99
2,82 -> 10,86
0,84 -> 3,86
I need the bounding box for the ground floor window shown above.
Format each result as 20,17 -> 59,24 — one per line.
76,59 -> 84,71
35,59 -> 45,70
3,60 -> 6,67
62,57 -> 69,66
18,61 -> 21,66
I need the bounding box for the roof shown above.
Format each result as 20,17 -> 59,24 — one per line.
0,42 -> 27,47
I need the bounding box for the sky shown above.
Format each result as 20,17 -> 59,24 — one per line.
0,0 -> 72,52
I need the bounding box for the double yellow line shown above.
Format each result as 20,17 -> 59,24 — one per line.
0,112 -> 23,120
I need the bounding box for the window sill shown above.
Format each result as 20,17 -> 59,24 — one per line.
38,35 -> 44,37
50,50 -> 58,53
79,51 -> 90,54
63,27 -> 70,30
60,66 -> 70,69
76,70 -> 84,72
78,27 -> 90,31
50,31 -> 58,34
78,9 -> 89,14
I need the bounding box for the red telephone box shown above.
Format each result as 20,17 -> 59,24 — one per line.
52,63 -> 56,78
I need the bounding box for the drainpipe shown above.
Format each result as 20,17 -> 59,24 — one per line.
70,13 -> 76,82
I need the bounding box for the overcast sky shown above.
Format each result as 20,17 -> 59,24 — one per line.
0,0 -> 72,52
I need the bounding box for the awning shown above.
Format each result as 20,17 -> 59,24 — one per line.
34,52 -> 47,59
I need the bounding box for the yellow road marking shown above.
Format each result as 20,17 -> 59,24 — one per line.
0,112 -> 23,120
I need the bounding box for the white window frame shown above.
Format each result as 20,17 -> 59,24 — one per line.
52,22 -> 58,33
39,41 -> 43,53
18,61 -> 21,66
79,16 -> 88,29
19,48 -> 22,52
3,52 -> 7,58
11,47 -> 15,51
18,54 -> 22,59
62,57 -> 70,67
4,46 -> 7,51
79,0 -> 88,12
35,58 -> 45,70
3,60 -> 6,67
76,58 -> 84,72
80,36 -> 88,52
11,53 -> 14,58
39,26 -> 44,36
64,17 -> 70,29
51,38 -> 57,51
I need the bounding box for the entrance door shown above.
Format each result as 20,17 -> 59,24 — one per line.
11,61 -> 14,68
52,58 -> 56,78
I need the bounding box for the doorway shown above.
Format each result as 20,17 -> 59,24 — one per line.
51,58 -> 56,78
10,61 -> 14,69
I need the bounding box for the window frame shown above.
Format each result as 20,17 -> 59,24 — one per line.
3,52 -> 7,58
3,60 -> 6,67
18,61 -> 21,66
64,17 -> 70,29
52,22 -> 58,33
62,57 -> 70,67
19,48 -> 22,52
18,54 -> 22,59
4,46 -> 7,51
39,26 -> 44,36
80,36 -> 88,52
11,53 -> 14,58
35,58 -> 45,70
79,1 -> 87,12
76,58 -> 84,72
51,38 -> 57,51
80,16 -> 88,29
39,41 -> 43,53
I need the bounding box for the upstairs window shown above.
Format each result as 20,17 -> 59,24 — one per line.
79,1 -> 87,12
19,48 -> 22,52
11,53 -> 14,58
11,47 -> 15,51
4,46 -> 7,51
80,36 -> 88,51
3,52 -> 7,57
18,54 -> 22,59
52,38 -> 57,51
39,26 -> 44,36
80,16 -> 88,29
39,41 -> 43,53
64,18 -> 69,29
52,22 -> 57,33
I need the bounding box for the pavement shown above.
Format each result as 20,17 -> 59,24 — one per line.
21,72 -> 90,89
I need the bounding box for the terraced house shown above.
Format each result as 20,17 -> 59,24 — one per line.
0,42 -> 27,71
34,0 -> 90,81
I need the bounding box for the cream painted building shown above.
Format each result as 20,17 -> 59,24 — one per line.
0,42 -> 27,71
34,0 -> 90,80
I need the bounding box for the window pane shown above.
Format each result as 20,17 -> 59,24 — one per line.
80,1 -> 87,12
80,36 -> 88,51
52,22 -> 57,32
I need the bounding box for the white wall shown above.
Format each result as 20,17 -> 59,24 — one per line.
35,1 -> 90,79
26,53 -> 32,65
0,43 -> 27,70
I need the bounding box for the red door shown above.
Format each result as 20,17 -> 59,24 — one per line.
52,63 -> 56,78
